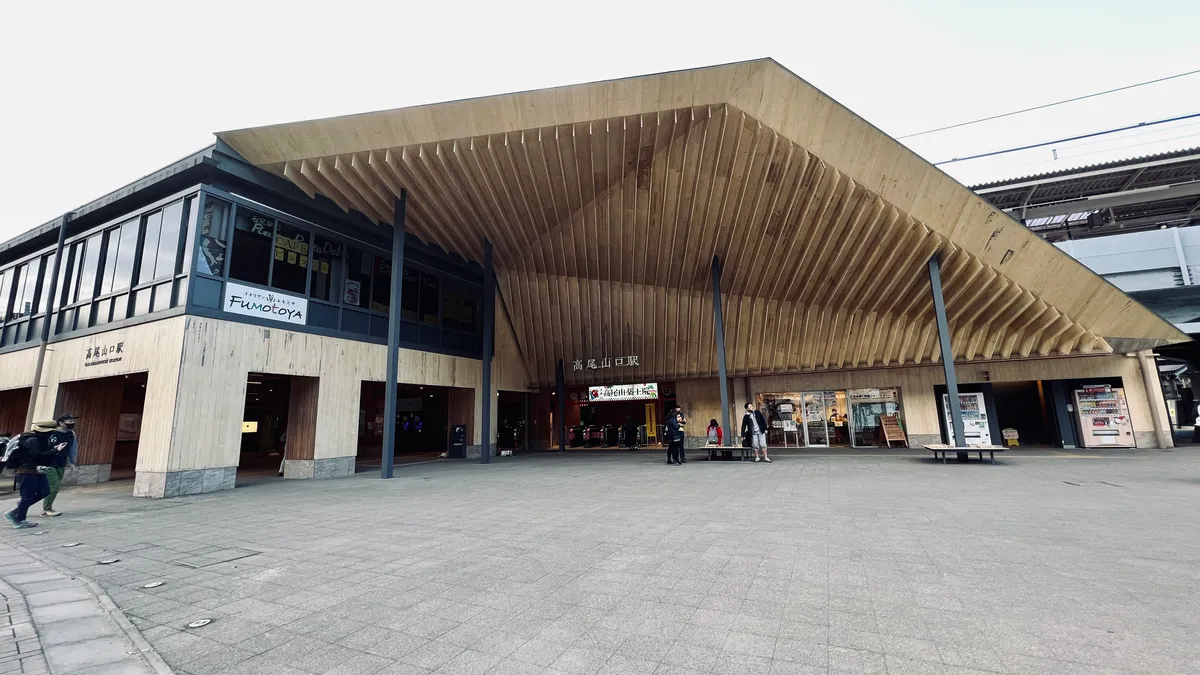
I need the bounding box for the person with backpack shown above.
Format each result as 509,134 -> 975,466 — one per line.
706,419 -> 723,447
741,403 -> 772,463
40,414 -> 77,517
5,421 -> 61,529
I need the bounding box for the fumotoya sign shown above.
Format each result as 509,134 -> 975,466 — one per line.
588,383 -> 659,402
223,281 -> 307,326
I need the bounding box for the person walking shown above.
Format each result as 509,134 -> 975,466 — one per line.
4,421 -> 60,529
621,416 -> 639,451
41,414 -> 77,517
741,403 -> 772,463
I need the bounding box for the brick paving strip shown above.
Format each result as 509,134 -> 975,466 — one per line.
0,541 -> 171,675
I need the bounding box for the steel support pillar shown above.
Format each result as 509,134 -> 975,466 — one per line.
929,255 -> 966,449
555,358 -> 566,451
480,239 -> 494,463
25,212 -> 72,429
381,190 -> 407,479
712,256 -> 732,441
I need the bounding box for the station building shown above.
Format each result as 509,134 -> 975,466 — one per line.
0,59 -> 1185,497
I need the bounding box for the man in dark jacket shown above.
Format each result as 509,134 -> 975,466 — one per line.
5,421 -> 61,529
665,411 -> 682,466
741,403 -> 772,463
673,405 -> 688,463
41,414 -> 78,517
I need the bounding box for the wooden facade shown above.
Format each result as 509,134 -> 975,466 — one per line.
218,59 -> 1188,392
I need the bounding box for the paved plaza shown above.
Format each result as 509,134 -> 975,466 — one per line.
3,449 -> 1200,675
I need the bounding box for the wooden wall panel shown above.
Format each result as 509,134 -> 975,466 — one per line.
447,388 -> 475,449
0,387 -> 30,437
173,316 -> 484,471
0,348 -> 37,392
54,378 -> 123,465
494,290 -> 533,392
286,376 -> 319,461
22,317 -> 188,474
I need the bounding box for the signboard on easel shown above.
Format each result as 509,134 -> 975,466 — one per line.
881,414 -> 907,447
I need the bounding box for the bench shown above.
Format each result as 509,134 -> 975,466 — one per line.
924,444 -> 1005,464
706,445 -> 753,461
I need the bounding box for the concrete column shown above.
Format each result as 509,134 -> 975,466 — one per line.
1137,349 -> 1173,448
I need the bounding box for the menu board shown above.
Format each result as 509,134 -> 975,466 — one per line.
1074,386 -> 1134,448
881,414 -> 907,447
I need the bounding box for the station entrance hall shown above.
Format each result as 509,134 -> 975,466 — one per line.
0,59 -> 1181,496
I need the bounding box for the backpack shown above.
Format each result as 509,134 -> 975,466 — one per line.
1,434 -> 27,471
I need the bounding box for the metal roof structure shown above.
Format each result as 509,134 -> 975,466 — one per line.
972,147 -> 1200,239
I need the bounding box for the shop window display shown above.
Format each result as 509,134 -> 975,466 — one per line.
849,388 -> 903,447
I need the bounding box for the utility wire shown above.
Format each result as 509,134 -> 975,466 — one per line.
898,68 -> 1200,139
933,112 -> 1200,166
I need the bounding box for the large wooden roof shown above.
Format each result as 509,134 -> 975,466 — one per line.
217,59 -> 1187,386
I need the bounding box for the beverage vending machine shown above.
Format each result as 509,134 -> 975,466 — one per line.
1073,385 -> 1134,448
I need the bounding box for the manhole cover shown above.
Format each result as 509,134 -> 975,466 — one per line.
98,559 -> 120,565
142,582 -> 165,589
186,619 -> 212,629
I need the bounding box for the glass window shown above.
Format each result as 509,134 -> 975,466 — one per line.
138,210 -> 163,285
155,200 -> 184,280
345,247 -> 373,309
229,209 -> 274,286
10,264 -> 33,319
401,268 -> 419,321
36,253 -> 56,314
442,285 -> 478,333
102,220 -> 139,294
55,246 -> 75,310
197,198 -> 231,276
0,269 -> 10,321
271,221 -> 310,294
371,256 -> 391,313
75,235 -> 102,303
309,236 -> 344,302
420,271 -> 439,324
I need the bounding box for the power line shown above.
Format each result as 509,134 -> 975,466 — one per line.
932,112 -> 1200,166
898,68 -> 1200,140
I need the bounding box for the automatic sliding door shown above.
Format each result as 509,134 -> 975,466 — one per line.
802,392 -> 829,447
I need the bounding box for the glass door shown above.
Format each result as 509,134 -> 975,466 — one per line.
825,390 -> 851,446
802,392 -> 829,447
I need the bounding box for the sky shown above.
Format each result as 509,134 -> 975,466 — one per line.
1,0 -> 1198,241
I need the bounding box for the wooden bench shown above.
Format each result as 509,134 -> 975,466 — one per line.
924,444 -> 1005,464
706,445 -> 753,461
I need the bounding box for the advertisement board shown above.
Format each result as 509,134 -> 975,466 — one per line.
588,383 -> 659,402
223,281 -> 308,326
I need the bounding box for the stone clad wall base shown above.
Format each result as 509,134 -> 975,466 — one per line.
465,444 -> 481,459
1133,431 -> 1158,449
63,464 -> 111,486
907,434 -> 941,448
133,467 -> 236,498
284,457 -> 355,479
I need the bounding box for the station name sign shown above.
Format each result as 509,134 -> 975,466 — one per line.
588,382 -> 659,402
573,355 -> 639,371
223,281 -> 307,326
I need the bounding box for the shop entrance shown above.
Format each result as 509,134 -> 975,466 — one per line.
240,373 -> 291,479
991,381 -> 1054,446
497,391 -> 527,453
0,387 -> 30,438
357,382 -> 450,468
54,373 -> 148,483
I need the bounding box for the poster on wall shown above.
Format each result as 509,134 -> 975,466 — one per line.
223,281 -> 307,326
343,279 -> 361,306
116,413 -> 142,442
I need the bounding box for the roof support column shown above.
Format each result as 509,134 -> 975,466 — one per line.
25,212 -> 72,429
480,239 -> 494,464
930,255 -> 966,448
712,256 -> 732,443
381,190 -> 408,479
555,359 -> 566,452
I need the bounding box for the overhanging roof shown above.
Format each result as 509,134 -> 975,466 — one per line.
217,58 -> 1188,386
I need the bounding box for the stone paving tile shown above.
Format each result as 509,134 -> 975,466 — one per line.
9,450 -> 1200,674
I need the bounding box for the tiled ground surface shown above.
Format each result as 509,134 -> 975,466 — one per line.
3,449 -> 1200,674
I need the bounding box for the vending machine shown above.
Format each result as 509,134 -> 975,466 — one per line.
942,392 -> 992,446
1073,385 -> 1134,448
